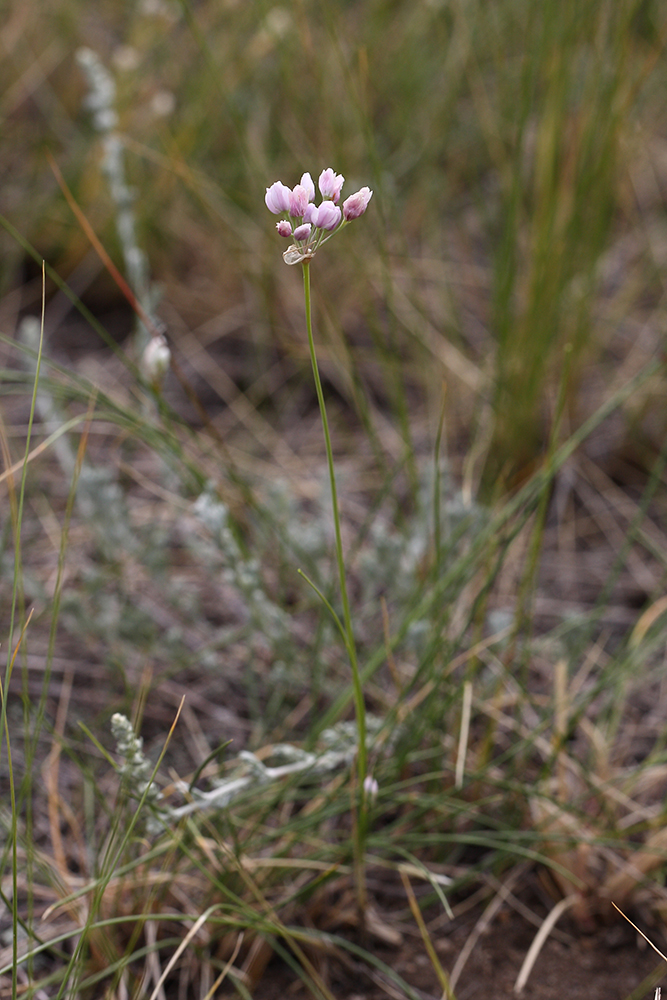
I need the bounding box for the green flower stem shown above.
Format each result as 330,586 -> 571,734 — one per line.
302,260 -> 368,911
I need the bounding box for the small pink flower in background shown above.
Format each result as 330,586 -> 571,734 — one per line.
142,333 -> 171,388
343,186 -> 373,220
276,220 -> 292,237
293,223 -> 312,241
265,180 -> 292,214
318,168 -> 345,203
363,775 -> 379,805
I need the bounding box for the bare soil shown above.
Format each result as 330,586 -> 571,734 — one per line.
252,888 -> 666,1000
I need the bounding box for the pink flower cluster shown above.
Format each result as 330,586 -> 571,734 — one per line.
265,168 -> 372,264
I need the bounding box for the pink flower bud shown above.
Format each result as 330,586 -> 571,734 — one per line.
363,775 -> 379,805
289,184 -> 310,217
343,186 -> 373,220
303,202 -> 318,225
312,201 -> 341,231
300,172 -> 315,202
319,168 -> 345,203
265,181 -> 292,214
276,220 -> 292,237
293,223 -> 312,241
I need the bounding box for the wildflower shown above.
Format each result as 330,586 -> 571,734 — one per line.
363,775 -> 379,805
266,165 -> 374,911
265,166 -> 372,265
343,186 -> 373,220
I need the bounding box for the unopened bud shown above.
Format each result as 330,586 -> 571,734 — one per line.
363,775 -> 379,805
293,222 -> 312,242
318,168 -> 345,203
343,186 -> 373,221
142,333 -> 171,388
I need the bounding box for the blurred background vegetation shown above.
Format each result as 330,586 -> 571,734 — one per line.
3,0 -> 666,487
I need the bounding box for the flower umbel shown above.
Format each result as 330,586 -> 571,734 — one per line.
265,167 -> 372,265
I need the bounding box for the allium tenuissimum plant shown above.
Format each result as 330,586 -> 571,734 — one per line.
266,166 -> 372,915
265,168 -> 372,265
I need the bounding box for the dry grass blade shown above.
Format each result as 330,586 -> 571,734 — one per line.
630,596 -> 667,649
399,868 -> 454,1000
454,680 -> 472,791
203,932 -> 244,1000
612,902 -> 667,965
514,895 -> 579,995
449,866 -> 526,992
147,905 -> 223,1000
46,152 -> 159,339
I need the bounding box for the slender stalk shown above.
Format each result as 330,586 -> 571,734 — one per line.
302,260 -> 368,912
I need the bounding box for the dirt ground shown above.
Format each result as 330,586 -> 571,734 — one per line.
252,887 -> 666,1000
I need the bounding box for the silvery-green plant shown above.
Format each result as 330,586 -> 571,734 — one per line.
112,713 -> 162,803
192,485 -> 290,644
173,716 -> 387,818
76,46 -> 161,354
111,712 -> 164,834
110,713 -> 387,824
